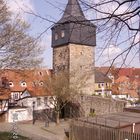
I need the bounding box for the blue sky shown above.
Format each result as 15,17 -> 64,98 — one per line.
31,0 -> 68,68
7,0 -> 140,68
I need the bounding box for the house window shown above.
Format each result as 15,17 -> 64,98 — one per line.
44,97 -> 48,106
9,81 -> 14,87
14,93 -> 19,100
61,30 -> 65,38
20,81 -> 27,87
37,98 -> 41,106
55,33 -> 58,40
49,97 -> 54,104
89,108 -> 95,117
90,108 -> 95,114
81,95 -> 84,101
98,84 -> 101,88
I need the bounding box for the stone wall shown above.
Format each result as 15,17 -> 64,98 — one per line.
53,46 -> 69,72
69,44 -> 95,95
53,44 -> 95,95
79,95 -> 126,117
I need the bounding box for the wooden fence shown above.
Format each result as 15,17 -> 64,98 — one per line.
69,120 -> 140,140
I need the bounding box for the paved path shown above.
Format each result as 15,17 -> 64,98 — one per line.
0,120 -> 69,140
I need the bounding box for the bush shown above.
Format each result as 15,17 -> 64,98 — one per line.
0,132 -> 30,140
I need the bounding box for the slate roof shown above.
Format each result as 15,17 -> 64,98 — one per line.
52,0 -> 96,47
95,70 -> 112,83
58,0 -> 89,24
62,0 -> 84,18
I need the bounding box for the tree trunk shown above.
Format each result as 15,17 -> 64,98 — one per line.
56,111 -> 60,124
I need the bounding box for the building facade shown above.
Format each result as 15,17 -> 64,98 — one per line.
94,70 -> 112,97
0,69 -> 54,122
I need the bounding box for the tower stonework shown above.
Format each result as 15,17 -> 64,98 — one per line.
51,0 -> 96,95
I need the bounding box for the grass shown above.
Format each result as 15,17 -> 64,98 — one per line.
0,132 -> 30,140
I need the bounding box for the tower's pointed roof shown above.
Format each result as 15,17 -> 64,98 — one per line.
63,0 -> 84,18
58,0 -> 87,23
51,0 -> 96,48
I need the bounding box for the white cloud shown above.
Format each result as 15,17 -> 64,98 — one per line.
103,44 -> 121,57
96,44 -> 122,66
7,0 -> 35,21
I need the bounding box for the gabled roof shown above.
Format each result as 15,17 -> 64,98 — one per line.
0,69 -> 52,97
95,70 -> 112,83
115,76 -> 129,83
0,88 -> 10,100
96,67 -> 110,74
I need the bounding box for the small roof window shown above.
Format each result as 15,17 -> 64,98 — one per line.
61,30 -> 65,38
38,71 -> 43,76
9,81 -> 14,87
20,81 -> 27,87
39,81 -> 44,86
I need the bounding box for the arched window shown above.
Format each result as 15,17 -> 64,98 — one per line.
61,30 -> 65,38
55,33 -> 58,40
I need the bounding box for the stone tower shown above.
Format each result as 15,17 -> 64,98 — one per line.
51,0 -> 96,95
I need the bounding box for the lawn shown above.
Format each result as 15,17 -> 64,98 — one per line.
0,132 -> 30,140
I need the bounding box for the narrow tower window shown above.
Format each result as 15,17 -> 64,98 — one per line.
55,33 -> 58,40
61,30 -> 65,38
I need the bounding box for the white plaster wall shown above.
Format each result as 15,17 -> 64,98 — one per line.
17,96 -> 55,111
0,101 -> 8,112
112,95 -> 127,99
8,108 -> 32,123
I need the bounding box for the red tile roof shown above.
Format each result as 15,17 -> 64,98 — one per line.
97,67 -> 140,98
0,69 -> 52,97
0,88 -> 11,100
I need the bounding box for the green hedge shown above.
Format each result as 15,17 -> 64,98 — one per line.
0,132 -> 30,140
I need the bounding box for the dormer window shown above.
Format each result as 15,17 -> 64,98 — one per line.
9,81 -> 14,87
55,33 -> 58,40
39,81 -> 44,86
20,81 -> 27,87
38,71 -> 43,76
61,30 -> 65,38
32,81 -> 37,87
